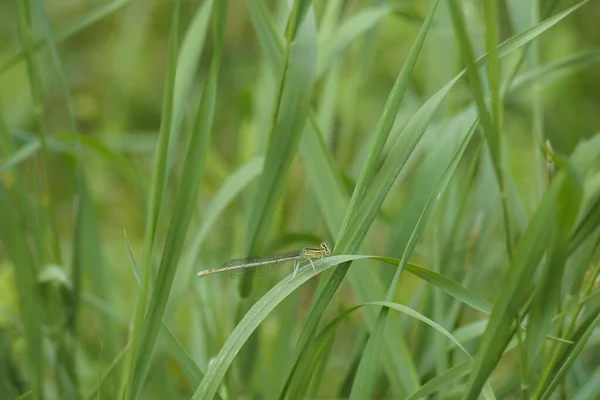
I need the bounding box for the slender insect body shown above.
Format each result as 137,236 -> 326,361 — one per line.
197,243 -> 331,280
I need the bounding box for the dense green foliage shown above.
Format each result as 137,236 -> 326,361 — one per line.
1,0 -> 599,399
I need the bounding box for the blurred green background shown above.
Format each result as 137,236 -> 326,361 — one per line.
1,0 -> 600,399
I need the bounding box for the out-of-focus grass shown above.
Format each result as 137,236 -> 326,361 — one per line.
1,0 -> 600,399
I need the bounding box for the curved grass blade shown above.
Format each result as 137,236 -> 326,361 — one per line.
326,300 -> 473,391
405,360 -> 473,400
191,253 -> 493,399
249,0 -> 590,398
287,2 -> 443,396
509,48 -> 600,96
286,4 -> 589,395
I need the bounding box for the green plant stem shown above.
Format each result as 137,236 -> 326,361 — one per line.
532,260 -> 600,399
17,0 -> 63,265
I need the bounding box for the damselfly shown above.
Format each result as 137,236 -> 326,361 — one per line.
197,243 -> 331,280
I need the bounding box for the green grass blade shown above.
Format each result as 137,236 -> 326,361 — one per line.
404,262 -> 492,314
16,0 -> 62,265
191,252 -> 494,399
161,326 -> 205,389
3,0 -> 598,398
337,0 -> 442,245
317,7 -> 391,77
0,183 -> 43,397
570,366 -> 600,400
338,72 -> 457,253
509,48 -> 600,95
295,115 -> 419,396
0,0 -> 131,75
349,109 -> 476,400
405,360 -> 474,400
462,150 -> 595,398
525,156 -> 584,367
242,1 -> 317,295
333,301 -> 470,355
0,111 -> 45,289
447,0 -> 512,261
168,0 -> 214,170
538,304 -> 600,400
121,2 -> 181,396
566,134 -> 600,253
30,0 -> 78,131
246,0 -> 284,75
247,7 -> 585,393
284,0 -> 312,42
124,231 -> 211,399
0,140 -> 40,173
167,157 -> 264,318
72,182 -> 119,367
13,391 -> 33,400
348,310 -> 386,400
128,1 -> 227,397
294,296 -> 477,400
85,345 -> 129,400
51,133 -> 145,210
266,5 -> 584,396
485,0 -> 501,141
300,114 -> 347,236
287,4 -> 442,395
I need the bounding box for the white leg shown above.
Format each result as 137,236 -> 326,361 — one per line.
291,260 -> 299,281
308,258 -> 316,273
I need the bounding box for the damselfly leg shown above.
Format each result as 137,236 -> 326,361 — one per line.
307,257 -> 316,273
291,260 -> 300,281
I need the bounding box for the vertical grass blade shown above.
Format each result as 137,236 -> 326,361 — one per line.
0,183 -> 43,398
242,0 -> 317,296
167,0 -> 214,172
463,142 -> 600,398
349,116 -> 477,400
447,0 -> 513,261
337,0 -> 441,242
128,1 -> 228,397
120,2 -> 181,396
167,157 -> 264,319
16,0 -> 62,265
525,156 -> 583,367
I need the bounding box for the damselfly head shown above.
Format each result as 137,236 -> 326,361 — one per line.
320,243 -> 331,256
